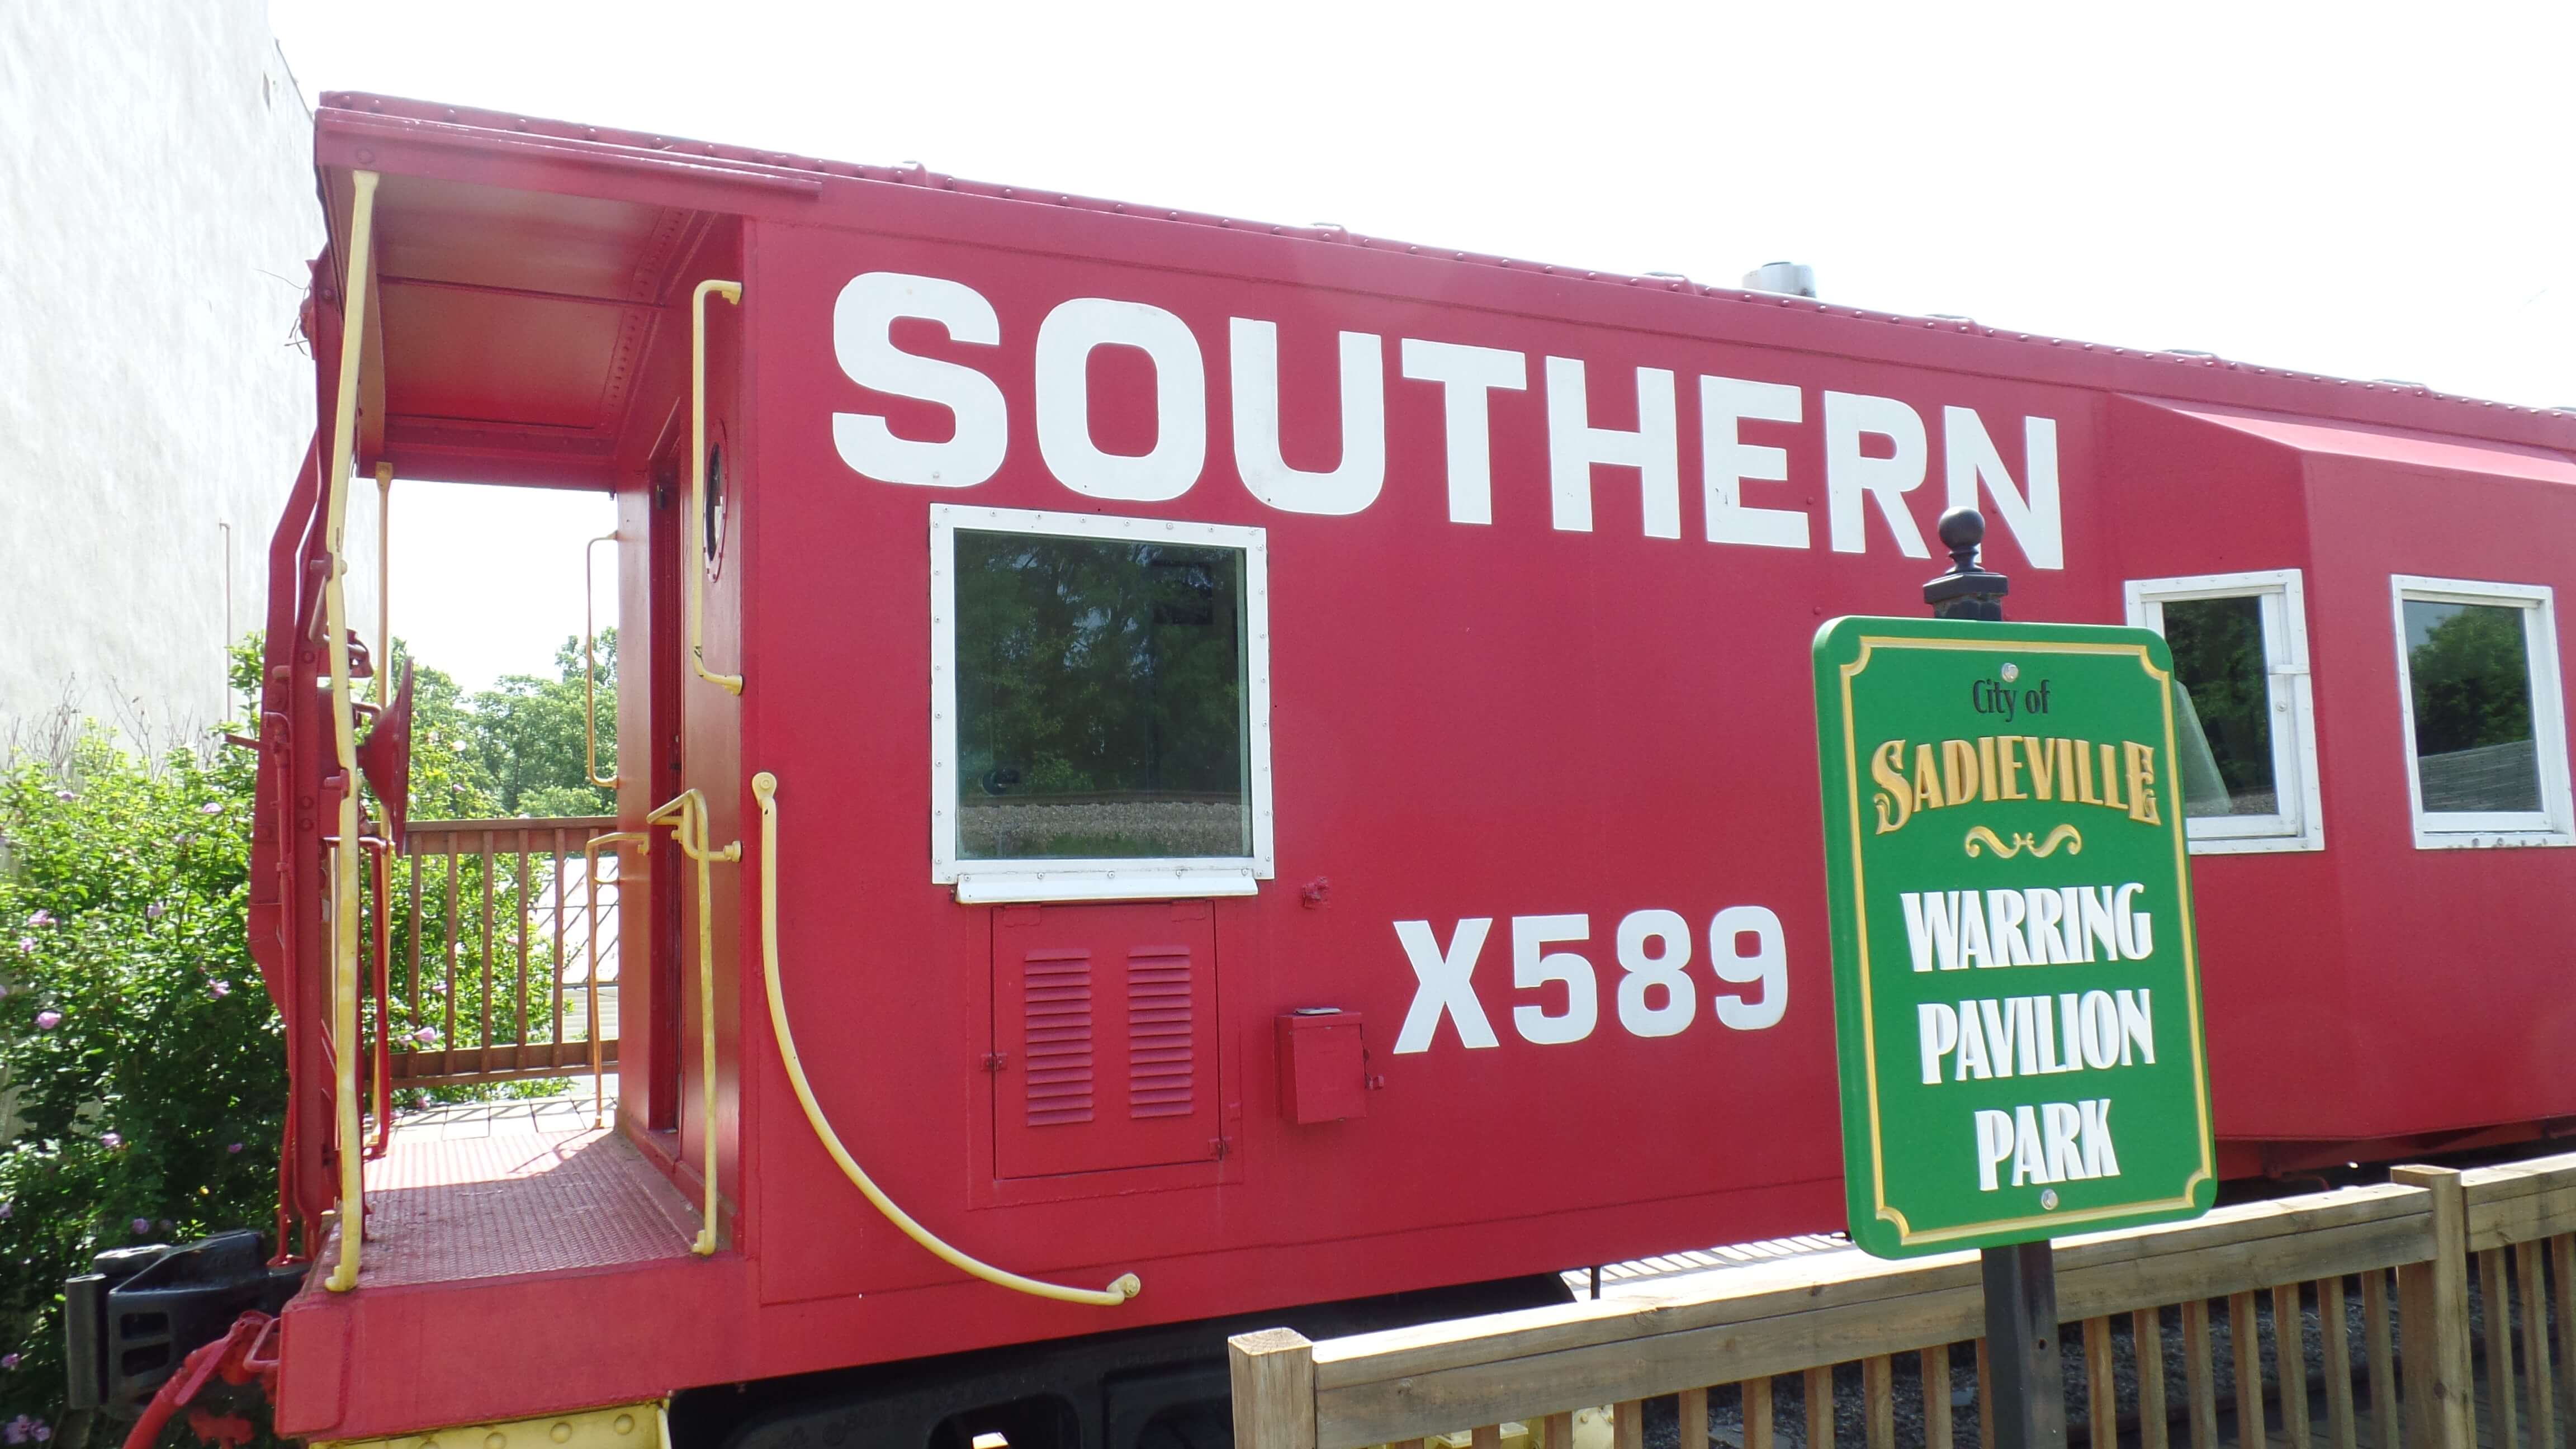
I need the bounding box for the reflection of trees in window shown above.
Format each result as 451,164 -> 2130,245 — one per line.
954,532 -> 1249,859
2163,597 -> 2275,816
2405,600 -> 2540,813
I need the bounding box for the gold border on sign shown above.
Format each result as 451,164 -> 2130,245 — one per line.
1837,634 -> 2215,1246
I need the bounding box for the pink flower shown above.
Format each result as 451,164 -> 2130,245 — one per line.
145,901 -> 166,920
197,802 -> 222,816
210,981 -> 231,998
53,788 -> 74,801
6,1413 -> 29,1443
0,1355 -> 16,1369
100,1133 -> 122,1150
411,1026 -> 439,1045
130,1219 -> 150,1235
226,1143 -> 244,1154
29,1427 -> 45,1442
0,1201 -> 12,1219
33,1011 -> 60,1030
23,911 -> 50,928
14,939 -> 31,956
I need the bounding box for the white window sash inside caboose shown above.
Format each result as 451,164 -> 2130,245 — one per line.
928,503 -> 1277,903
2388,575 -> 2574,849
2124,568 -> 2324,854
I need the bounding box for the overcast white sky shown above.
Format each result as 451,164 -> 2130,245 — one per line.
268,0 -> 2576,691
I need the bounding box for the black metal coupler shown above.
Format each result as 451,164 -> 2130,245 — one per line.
64,1232 -> 304,1416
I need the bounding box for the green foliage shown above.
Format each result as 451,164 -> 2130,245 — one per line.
387,633 -> 615,1106
0,629 -> 621,1434
390,630 -> 614,821
0,731 -> 281,1441
458,633 -> 616,820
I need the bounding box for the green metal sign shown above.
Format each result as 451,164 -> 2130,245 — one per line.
1813,616 -> 2215,1259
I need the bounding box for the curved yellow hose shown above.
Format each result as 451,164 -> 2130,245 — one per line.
750,771 -> 1140,1307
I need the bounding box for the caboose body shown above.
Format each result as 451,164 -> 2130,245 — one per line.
240,94 -> 2576,1449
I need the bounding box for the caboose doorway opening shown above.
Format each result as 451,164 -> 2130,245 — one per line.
642,447 -> 689,1135
364,474 -> 645,1119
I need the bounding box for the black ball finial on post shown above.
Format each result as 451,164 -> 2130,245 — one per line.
1924,506 -> 2010,622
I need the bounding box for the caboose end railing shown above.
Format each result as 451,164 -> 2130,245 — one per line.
380,816 -> 624,1093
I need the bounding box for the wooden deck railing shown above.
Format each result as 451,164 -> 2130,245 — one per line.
381,817 -> 623,1088
1234,1152 -> 2576,1449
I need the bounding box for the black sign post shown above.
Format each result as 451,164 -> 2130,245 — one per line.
1925,509 -> 2066,1449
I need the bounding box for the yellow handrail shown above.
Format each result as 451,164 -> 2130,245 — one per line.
584,531 -> 621,789
689,280 -> 744,696
321,169 -> 381,1295
750,771 -> 1142,1306
581,830 -> 650,1129
645,789 -> 737,1255
373,462 -> 392,707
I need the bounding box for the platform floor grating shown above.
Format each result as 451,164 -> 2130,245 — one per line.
356,1096 -> 702,1287
1562,1233 -> 1854,1299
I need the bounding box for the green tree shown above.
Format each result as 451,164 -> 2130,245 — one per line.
398,651 -> 499,821
458,632 -> 615,820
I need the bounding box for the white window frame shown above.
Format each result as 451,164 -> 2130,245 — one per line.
2123,569 -> 2324,854
929,503 -> 1276,903
2388,575 -> 2573,849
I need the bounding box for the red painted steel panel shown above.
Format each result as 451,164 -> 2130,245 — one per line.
379,285 -> 625,430
991,902 -> 1221,1177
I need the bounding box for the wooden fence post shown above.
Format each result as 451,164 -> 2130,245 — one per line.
1230,1328 -> 1318,1449
2390,1166 -> 2471,1449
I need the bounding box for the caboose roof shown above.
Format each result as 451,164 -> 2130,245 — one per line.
309,91 -> 2576,489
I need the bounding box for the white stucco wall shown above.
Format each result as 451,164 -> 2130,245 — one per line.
0,1 -> 373,751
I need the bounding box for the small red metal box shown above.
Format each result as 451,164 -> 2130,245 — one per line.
1275,1009 -> 1368,1124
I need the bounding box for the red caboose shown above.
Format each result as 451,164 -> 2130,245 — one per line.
211,94 -> 2576,1449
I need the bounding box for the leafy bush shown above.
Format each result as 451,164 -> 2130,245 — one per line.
0,731 -> 279,1442
0,628 -> 622,1437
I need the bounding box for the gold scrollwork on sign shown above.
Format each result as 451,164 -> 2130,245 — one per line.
1963,823 -> 2084,859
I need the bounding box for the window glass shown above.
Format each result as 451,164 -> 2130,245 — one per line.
2403,599 -> 2542,813
2160,596 -> 2277,818
953,531 -> 1251,860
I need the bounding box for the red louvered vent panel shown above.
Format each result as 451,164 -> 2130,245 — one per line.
1126,948 -> 1195,1119
1021,949 -> 1094,1127
993,902 -> 1220,1180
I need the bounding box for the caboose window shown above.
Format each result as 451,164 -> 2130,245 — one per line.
2125,570 -> 2323,854
930,505 -> 1274,902
2389,577 -> 2572,849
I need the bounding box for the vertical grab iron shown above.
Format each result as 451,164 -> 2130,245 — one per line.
321,169 -> 382,1294
582,832 -> 649,1129
644,790 -> 737,1255
585,531 -> 621,789
373,462 -> 392,707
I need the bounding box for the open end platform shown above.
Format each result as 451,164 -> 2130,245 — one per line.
354,1097 -> 702,1287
